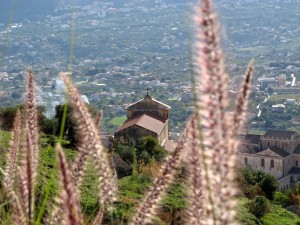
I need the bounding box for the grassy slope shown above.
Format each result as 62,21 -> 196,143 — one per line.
0,130 -> 299,224
238,198 -> 300,225
109,116 -> 127,126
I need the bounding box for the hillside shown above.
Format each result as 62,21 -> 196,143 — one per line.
0,130 -> 299,224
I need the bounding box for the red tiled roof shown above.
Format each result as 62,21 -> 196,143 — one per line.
115,112 -> 167,135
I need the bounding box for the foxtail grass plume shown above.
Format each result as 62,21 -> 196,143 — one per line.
15,70 -> 40,224
60,73 -> 117,207
56,144 -> 84,225
190,0 -> 254,224
4,110 -> 21,184
25,70 -> 40,177
1,165 -> 26,225
186,114 -> 204,225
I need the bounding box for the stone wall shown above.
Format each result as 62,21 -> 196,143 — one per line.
115,125 -> 157,142
158,123 -> 169,144
261,138 -> 293,154
278,175 -> 291,192
240,153 -> 283,179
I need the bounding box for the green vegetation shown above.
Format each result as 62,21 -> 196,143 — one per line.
269,94 -> 300,101
109,116 -> 127,127
249,196 -> 270,218
240,168 -> 279,200
3,128 -> 299,224
261,204 -> 300,225
0,130 -> 185,224
237,198 -> 300,225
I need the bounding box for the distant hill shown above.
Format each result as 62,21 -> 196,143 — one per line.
0,0 -> 187,24
0,0 -> 56,23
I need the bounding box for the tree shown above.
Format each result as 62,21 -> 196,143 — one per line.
54,104 -> 77,146
136,136 -> 167,164
239,168 -> 278,200
260,174 -> 278,200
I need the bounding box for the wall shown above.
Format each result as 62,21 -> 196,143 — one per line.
115,125 -> 157,142
278,175 -> 291,192
240,153 -> 283,179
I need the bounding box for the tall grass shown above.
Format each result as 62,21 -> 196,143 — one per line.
0,0 -> 254,224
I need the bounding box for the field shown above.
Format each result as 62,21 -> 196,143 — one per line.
269,94 -> 300,101
109,116 -> 127,127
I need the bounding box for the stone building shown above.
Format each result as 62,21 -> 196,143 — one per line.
114,93 -> 176,151
239,129 -> 300,191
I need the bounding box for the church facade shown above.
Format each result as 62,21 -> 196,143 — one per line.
239,129 -> 300,191
114,94 -> 176,151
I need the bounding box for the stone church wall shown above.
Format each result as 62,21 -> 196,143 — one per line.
240,153 -> 283,179
261,138 -> 293,154
158,123 -> 169,144
115,125 -> 157,142
278,175 -> 291,192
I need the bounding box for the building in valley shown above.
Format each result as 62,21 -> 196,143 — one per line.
239,129 -> 300,191
114,92 -> 176,151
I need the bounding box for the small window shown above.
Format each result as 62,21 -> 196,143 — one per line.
261,159 -> 265,167
244,157 -> 248,165
296,161 -> 299,167
271,160 -> 274,168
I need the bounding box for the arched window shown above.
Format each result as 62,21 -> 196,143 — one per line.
244,157 -> 248,165
261,159 -> 265,167
270,160 -> 274,168
296,160 -> 299,167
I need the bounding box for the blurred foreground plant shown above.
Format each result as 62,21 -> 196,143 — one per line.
0,0 -> 253,224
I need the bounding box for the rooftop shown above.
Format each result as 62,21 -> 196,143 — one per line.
115,112 -> 167,135
289,167 -> 300,175
241,134 -> 261,145
263,129 -> 297,140
125,95 -> 171,110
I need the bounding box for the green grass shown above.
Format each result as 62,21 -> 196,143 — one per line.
237,198 -> 300,225
237,198 -> 262,225
248,129 -> 266,135
2,130 -> 300,224
269,94 -> 300,101
0,130 -> 99,223
261,204 -> 300,225
109,116 -> 127,126
0,130 -> 10,169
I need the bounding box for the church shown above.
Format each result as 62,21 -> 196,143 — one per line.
114,92 -> 176,151
239,129 -> 300,191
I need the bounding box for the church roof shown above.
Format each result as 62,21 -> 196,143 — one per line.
125,95 -> 171,110
268,147 -> 290,158
115,112 -> 167,135
289,167 -> 300,175
263,129 -> 297,140
294,145 -> 300,154
257,147 -> 289,158
241,134 -> 261,145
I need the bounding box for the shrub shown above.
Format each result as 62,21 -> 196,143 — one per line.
240,167 -> 278,200
273,191 -> 289,207
136,136 -> 167,164
248,195 -> 269,218
287,183 -> 300,205
260,174 -> 278,200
